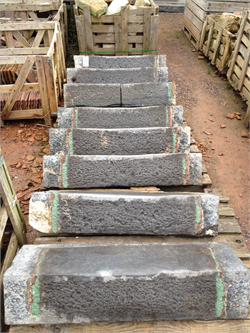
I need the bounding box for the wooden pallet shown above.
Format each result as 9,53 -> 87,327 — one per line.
0,149 -> 26,332
11,186 -> 248,333
74,0 -> 159,56
227,10 -> 250,120
199,14 -> 237,74
0,21 -> 65,126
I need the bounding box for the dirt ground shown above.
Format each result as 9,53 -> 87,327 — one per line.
158,13 -> 249,249
0,13 -> 249,249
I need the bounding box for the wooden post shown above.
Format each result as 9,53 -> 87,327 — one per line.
74,5 -> 86,53
43,56 -> 58,114
211,27 -> 223,65
83,5 -> 94,52
35,56 -> 52,126
143,7 -> 152,55
114,15 -> 122,56
121,6 -> 128,56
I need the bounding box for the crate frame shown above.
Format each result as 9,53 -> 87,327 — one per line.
199,14 -> 237,73
74,1 -> 159,56
0,21 -> 65,126
227,10 -> 250,116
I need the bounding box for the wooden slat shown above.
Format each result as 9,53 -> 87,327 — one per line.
218,218 -> 241,234
211,26 -> 223,65
0,83 -> 39,93
0,151 -> 26,246
83,5 -> 94,52
184,6 -> 203,32
4,31 -> 15,49
205,20 -> 215,57
219,203 -> 235,217
121,7 -> 128,56
0,4 -> 61,11
0,22 -> 56,31
0,204 -> 8,242
204,188 -> 229,203
35,56 -> 52,126
186,0 -> 206,21
43,56 -> 58,114
34,234 -> 250,259
143,7 -> 152,54
183,15 -> 200,43
219,37 -> 230,71
27,11 -> 40,21
7,109 -> 44,120
149,15 -> 159,55
114,15 -> 122,56
32,29 -> 45,48
0,47 -> 49,55
238,42 -> 250,91
75,13 -> 86,53
1,56 -> 35,119
8,318 -> 250,333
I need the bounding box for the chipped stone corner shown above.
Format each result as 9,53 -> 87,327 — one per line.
29,193 -> 52,233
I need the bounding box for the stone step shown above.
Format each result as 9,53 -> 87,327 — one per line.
49,127 -> 190,156
4,242 -> 250,325
64,82 -> 175,108
43,153 -> 202,188
67,67 -> 168,84
57,105 -> 183,129
29,191 -> 219,236
74,54 -> 166,69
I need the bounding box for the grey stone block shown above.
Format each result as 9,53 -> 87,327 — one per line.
121,82 -> 176,107
49,127 -> 190,155
43,153 -> 202,188
29,191 -> 219,236
64,84 -> 121,107
67,67 -> 168,84
74,54 -> 166,69
57,106 -> 183,129
159,4 -> 185,13
4,242 -> 250,325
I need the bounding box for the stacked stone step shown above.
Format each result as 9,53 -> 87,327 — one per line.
4,55 -> 249,326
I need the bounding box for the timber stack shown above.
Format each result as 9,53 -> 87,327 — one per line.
3,54 -> 250,330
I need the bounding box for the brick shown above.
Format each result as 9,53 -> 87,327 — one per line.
49,127 -> 190,155
29,191 -> 219,236
4,242 -> 250,324
43,153 -> 202,188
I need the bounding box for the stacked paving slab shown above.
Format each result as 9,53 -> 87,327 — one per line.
4,55 -> 249,326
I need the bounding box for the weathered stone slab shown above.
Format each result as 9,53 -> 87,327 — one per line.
67,67 -> 168,84
43,153 -> 202,188
64,84 -> 121,107
4,242 -> 250,325
29,191 -> 219,236
74,55 -> 166,69
121,82 -> 176,107
57,106 -> 183,129
49,127 -> 190,155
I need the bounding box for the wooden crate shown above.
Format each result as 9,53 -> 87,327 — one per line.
0,21 -> 66,126
183,0 -> 250,48
0,149 -> 26,332
199,15 -> 237,73
227,10 -> 250,120
0,2 -> 68,55
74,0 -> 159,56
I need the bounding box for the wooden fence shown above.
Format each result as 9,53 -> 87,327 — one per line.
74,1 -> 159,56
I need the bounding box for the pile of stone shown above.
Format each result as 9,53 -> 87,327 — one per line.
3,54 -> 250,326
76,0 -> 154,18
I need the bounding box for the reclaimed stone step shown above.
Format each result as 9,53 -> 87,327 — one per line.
64,83 -> 175,108
49,127 -> 190,156
74,54 -> 166,69
57,105 -> 183,129
43,153 -> 202,188
67,67 -> 168,84
121,82 -> 175,107
29,191 -> 219,236
4,242 -> 250,325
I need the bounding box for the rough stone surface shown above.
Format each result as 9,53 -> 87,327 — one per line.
49,127 -> 190,155
64,84 -> 121,107
159,4 -> 185,13
29,191 -> 219,236
4,243 -> 250,325
75,0 -> 108,18
67,67 -> 168,84
121,82 -> 175,107
74,55 -> 166,69
57,106 -> 183,129
43,153 -> 202,188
